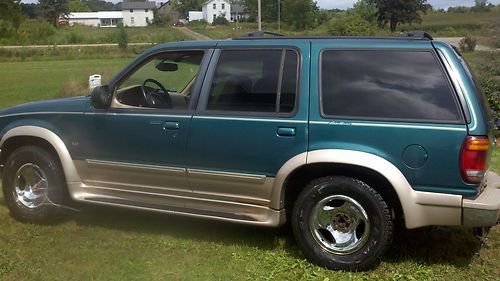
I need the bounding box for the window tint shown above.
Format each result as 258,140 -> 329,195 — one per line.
321,50 -> 462,123
207,49 -> 298,113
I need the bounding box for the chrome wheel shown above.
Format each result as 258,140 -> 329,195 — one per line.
13,163 -> 48,209
309,195 -> 370,254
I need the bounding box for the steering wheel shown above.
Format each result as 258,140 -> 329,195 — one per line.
141,78 -> 172,108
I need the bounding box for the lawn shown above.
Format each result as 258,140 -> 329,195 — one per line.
0,51 -> 499,280
188,10 -> 500,41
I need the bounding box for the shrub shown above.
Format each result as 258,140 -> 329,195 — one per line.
212,16 -> 229,26
65,31 -> 84,44
117,23 -> 128,49
327,13 -> 375,36
187,20 -> 208,27
459,36 -> 477,52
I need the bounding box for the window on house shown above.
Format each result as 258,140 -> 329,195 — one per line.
321,50 -> 462,123
130,9 -> 133,13
146,17 -> 149,24
213,3 -> 216,9
207,49 -> 299,113
145,9 -> 148,12
222,3 -> 225,9
213,14 -> 216,20
131,17 -> 135,24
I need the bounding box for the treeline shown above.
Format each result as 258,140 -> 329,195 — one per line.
21,0 -> 120,19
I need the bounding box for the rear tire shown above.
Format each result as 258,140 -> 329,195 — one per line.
292,176 -> 393,271
2,146 -> 67,223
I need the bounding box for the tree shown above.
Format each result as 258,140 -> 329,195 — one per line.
369,0 -> 431,32
0,0 -> 23,36
282,0 -> 319,30
327,12 -> 375,36
69,0 -> 91,12
351,0 -> 377,23
38,0 -> 70,27
242,0 -> 280,22
171,0 -> 204,18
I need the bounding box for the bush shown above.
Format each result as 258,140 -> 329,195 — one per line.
327,13 -> 375,36
117,23 -> 128,49
65,32 -> 84,44
187,20 -> 208,27
212,16 -> 229,26
459,36 -> 477,52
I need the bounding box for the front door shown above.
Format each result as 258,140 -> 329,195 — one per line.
78,49 -> 212,205
186,43 -> 310,207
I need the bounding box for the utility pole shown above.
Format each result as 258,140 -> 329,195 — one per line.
257,0 -> 262,31
278,0 -> 280,33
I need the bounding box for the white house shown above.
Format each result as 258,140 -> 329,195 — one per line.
189,11 -> 204,22
66,2 -> 155,27
121,1 -> 155,27
68,11 -> 123,27
201,0 -> 231,24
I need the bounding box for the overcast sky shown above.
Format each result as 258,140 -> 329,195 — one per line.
317,0 -> 500,9
20,0 -> 500,9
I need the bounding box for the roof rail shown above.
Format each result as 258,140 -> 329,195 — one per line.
400,30 -> 433,40
235,31 -> 285,39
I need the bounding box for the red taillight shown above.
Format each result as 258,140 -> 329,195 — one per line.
460,136 -> 490,184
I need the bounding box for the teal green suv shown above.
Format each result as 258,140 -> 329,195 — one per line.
1,33 -> 499,270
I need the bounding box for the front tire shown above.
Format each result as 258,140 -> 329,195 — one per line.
2,146 -> 67,223
292,176 -> 393,271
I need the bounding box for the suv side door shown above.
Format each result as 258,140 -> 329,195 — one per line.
185,40 -> 310,208
76,47 -> 214,206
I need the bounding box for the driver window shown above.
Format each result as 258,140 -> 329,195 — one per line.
114,50 -> 205,109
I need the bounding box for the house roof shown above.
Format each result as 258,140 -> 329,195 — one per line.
68,11 -> 123,19
231,4 -> 246,13
121,1 -> 156,10
202,0 -> 231,6
97,11 -> 123,18
68,12 -> 99,19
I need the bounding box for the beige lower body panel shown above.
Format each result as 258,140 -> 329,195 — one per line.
68,160 -> 283,226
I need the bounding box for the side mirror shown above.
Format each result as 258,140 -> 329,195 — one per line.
91,85 -> 112,109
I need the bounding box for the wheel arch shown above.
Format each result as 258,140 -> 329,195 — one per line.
0,125 -> 81,183
272,149 -> 462,229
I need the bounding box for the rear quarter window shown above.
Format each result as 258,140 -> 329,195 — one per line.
320,50 -> 464,123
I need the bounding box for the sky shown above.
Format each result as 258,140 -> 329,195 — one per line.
20,0 -> 500,9
317,0 -> 500,9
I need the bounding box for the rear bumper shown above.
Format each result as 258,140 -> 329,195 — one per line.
462,171 -> 500,227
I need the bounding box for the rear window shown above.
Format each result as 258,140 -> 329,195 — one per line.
321,50 -> 463,123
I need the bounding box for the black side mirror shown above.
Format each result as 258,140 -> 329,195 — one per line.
91,85 -> 111,109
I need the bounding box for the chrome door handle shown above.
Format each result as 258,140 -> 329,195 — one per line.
277,127 -> 296,136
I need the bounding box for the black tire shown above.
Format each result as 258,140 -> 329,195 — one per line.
292,176 -> 393,271
2,145 -> 67,223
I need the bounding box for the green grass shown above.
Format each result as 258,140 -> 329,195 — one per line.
0,46 -> 499,281
0,59 -> 129,108
189,10 -> 500,40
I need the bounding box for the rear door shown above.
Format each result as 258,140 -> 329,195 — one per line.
185,40 -> 310,206
309,40 -> 472,196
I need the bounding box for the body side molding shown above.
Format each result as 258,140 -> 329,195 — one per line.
272,149 -> 463,229
0,125 -> 81,184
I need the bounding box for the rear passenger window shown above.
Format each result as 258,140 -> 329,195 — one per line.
207,49 -> 298,113
321,50 -> 462,123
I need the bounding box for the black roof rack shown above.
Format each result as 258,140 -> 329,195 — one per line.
400,30 -> 433,40
234,30 -> 434,41
235,31 -> 285,39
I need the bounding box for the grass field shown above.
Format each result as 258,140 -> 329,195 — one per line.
188,10 -> 500,42
0,22 -> 189,46
0,51 -> 498,280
